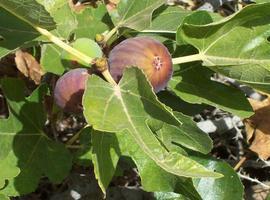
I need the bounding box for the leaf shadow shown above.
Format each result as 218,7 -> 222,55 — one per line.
0,8 -> 39,50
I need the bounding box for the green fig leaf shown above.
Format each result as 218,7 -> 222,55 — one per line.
0,79 -> 72,196
0,0 -> 56,29
40,44 -> 65,75
169,62 -> 253,118
191,154 -> 244,200
73,4 -> 109,39
147,5 -> 191,34
62,38 -> 103,66
83,67 -> 222,178
0,194 -> 10,200
177,3 -> 270,93
41,38 -> 102,74
91,131 -> 202,199
36,0 -> 76,38
153,111 -> 213,154
91,130 -> 120,194
109,0 -> 165,31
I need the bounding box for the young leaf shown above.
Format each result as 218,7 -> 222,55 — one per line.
109,0 -> 165,31
177,3 -> 270,93
169,63 -> 253,118
191,154 -> 244,200
0,79 -> 72,196
83,67 -> 221,178
91,131 -> 202,199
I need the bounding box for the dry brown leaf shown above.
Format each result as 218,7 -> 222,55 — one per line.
15,50 -> 44,84
244,96 -> 270,160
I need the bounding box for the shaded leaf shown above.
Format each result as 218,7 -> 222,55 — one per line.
0,8 -> 39,58
169,63 -> 253,118
0,79 -> 72,196
0,0 -> 56,28
157,91 -> 208,116
73,126 -> 92,166
91,131 -> 202,199
83,67 -> 221,178
91,130 -> 120,194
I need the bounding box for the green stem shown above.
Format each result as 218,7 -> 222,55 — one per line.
35,26 -> 117,85
36,27 -> 93,64
103,26 -> 118,43
172,54 -> 202,65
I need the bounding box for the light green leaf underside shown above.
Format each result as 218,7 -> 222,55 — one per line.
83,68 -> 221,178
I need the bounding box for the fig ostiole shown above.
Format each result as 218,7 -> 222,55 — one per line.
108,37 -> 173,93
54,68 -> 90,113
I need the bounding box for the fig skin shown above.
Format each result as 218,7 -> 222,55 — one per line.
108,37 -> 173,92
54,68 -> 90,113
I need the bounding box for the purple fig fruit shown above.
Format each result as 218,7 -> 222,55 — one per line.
108,37 -> 173,92
54,68 -> 90,113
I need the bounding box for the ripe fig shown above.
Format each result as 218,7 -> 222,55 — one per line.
108,37 -> 173,92
54,68 -> 90,113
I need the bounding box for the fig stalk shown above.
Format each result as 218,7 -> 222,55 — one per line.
35,27 -> 117,86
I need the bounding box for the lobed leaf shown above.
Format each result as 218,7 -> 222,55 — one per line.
91,131 -> 202,199
153,111 -> 213,154
177,3 -> 270,93
0,79 -> 72,196
83,68 -> 222,178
